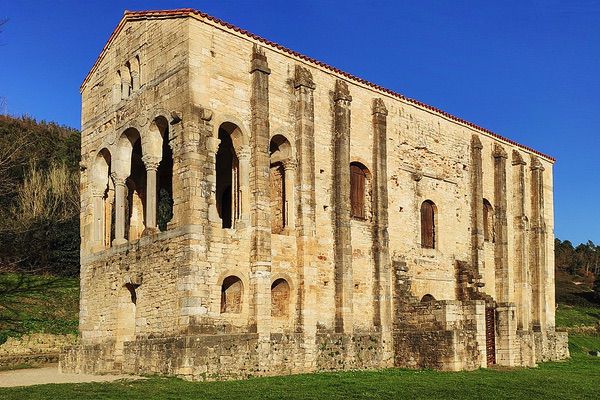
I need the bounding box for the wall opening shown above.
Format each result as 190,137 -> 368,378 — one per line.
483,199 -> 494,242
270,163 -> 285,233
216,124 -> 241,229
421,200 -> 437,249
271,278 -> 290,318
220,275 -> 243,313
420,294 -> 436,302
156,117 -> 174,231
94,148 -> 113,248
126,138 -> 146,241
350,162 -> 370,220
269,135 -> 292,233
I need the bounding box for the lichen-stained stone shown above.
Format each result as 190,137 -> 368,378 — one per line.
61,8 -> 567,380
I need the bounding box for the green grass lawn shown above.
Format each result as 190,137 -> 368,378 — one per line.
0,273 -> 79,343
0,334 -> 598,400
556,304 -> 600,328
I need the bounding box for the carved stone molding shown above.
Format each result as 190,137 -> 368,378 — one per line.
333,79 -> 352,104
250,44 -> 271,75
293,65 -> 315,90
142,155 -> 161,171
530,156 -> 544,171
512,150 -> 526,166
372,98 -> 388,116
471,135 -> 483,150
110,172 -> 127,186
493,144 -> 508,159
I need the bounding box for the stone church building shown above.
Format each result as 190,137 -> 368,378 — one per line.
61,9 -> 568,379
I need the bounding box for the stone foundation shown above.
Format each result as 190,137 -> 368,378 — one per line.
61,332 -> 392,380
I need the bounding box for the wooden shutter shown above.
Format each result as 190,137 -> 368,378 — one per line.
350,164 -> 365,219
421,201 -> 435,248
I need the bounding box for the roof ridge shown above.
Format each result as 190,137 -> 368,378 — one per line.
82,8 -> 555,162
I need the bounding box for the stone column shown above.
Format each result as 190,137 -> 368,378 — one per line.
293,65 -> 317,368
372,98 -> 393,364
121,69 -> 131,100
283,160 -> 296,231
131,71 -> 140,92
142,155 -> 161,233
512,151 -> 531,330
91,189 -> 105,251
470,136 -> 485,276
493,145 -> 510,302
249,45 -> 272,352
111,172 -> 128,246
530,157 -> 547,331
371,99 -> 390,328
238,147 -> 251,228
496,303 -> 518,366
332,79 -> 353,334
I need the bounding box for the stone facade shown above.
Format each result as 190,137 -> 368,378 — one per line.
61,9 -> 568,379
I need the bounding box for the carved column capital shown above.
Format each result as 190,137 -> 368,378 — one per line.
372,98 -> 388,116
471,135 -> 483,150
333,80 -> 352,104
237,146 -> 251,161
282,159 -> 297,171
110,172 -> 127,186
512,150 -> 526,166
142,155 -> 161,171
493,144 -> 508,159
197,107 -> 212,122
293,65 -> 315,90
530,156 -> 545,171
250,44 -> 271,74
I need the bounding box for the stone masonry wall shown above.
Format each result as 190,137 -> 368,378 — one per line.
68,10 -> 567,380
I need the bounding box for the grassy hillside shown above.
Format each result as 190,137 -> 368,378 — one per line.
555,270 -> 600,329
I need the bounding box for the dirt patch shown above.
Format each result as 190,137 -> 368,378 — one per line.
0,365 -> 143,387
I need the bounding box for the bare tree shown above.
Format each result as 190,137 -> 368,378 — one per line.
0,129 -> 34,200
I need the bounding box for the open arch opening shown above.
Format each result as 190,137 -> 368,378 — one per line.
421,294 -> 436,302
93,149 -> 113,248
156,117 -> 174,231
126,137 -> 146,241
216,123 -> 243,229
220,275 -> 243,314
421,200 -> 437,249
269,135 -> 292,233
483,199 -> 494,242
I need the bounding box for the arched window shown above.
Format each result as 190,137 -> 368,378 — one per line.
271,278 -> 290,318
130,56 -> 140,91
220,276 -> 243,314
270,135 -> 292,234
483,199 -> 494,242
216,123 -> 241,229
350,162 -> 369,220
125,138 -> 146,241
420,200 -> 436,249
421,294 -> 436,302
156,117 -> 173,231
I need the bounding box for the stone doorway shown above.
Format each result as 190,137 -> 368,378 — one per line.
485,307 -> 496,366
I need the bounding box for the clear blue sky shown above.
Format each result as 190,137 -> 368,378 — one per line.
1,1 -> 599,245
